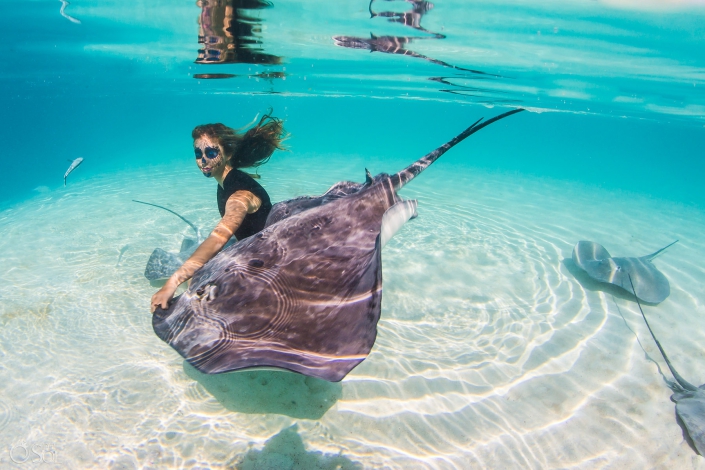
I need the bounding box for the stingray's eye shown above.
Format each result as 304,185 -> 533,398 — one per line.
206,285 -> 218,301
195,284 -> 218,301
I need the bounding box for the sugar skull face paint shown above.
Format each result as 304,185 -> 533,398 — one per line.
195,146 -> 220,160
194,136 -> 225,178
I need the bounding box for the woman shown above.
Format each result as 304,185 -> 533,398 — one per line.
151,112 -> 287,312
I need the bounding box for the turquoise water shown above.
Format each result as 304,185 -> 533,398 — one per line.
1,0 -> 705,468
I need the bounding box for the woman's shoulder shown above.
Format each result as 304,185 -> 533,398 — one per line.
224,168 -> 257,187
224,169 -> 268,197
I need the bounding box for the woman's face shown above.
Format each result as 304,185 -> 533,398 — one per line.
194,135 -> 225,178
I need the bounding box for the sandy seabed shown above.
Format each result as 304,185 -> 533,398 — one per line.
0,150 -> 704,469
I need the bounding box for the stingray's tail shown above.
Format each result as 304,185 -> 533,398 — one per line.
133,200 -> 201,241
645,239 -> 679,261
391,108 -> 524,190
628,274 -> 697,392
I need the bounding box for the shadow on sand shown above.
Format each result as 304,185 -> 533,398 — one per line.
235,424 -> 362,470
184,362 -> 342,419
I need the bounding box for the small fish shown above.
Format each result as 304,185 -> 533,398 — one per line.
64,158 -> 84,186
116,244 -> 130,267
59,0 -> 81,24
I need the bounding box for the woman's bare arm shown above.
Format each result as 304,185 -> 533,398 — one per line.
150,190 -> 262,312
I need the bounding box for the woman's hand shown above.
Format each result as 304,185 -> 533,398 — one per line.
151,283 -> 177,313
149,191 -> 260,314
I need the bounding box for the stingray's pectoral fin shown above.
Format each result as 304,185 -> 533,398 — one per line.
179,237 -> 198,255
380,199 -> 418,247
675,392 -> 705,456
144,248 -> 185,281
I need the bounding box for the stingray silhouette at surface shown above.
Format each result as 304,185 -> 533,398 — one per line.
368,0 -> 444,38
572,240 -> 678,304
333,0 -> 491,76
628,275 -> 705,455
153,108 -> 524,382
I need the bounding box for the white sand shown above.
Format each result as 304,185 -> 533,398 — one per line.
1,152 -> 704,469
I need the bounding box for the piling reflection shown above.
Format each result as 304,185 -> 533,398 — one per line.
334,0 -> 488,74
196,0 -> 282,65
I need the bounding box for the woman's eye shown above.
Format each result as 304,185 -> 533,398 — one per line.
194,149 -> 203,158
206,148 -> 219,159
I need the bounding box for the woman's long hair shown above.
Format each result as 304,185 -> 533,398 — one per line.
192,110 -> 287,169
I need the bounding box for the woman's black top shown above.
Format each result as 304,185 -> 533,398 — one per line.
217,169 -> 272,240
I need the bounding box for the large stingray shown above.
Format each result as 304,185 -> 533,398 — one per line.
133,200 -> 204,282
628,275 -> 705,455
572,240 -> 678,304
152,108 -> 524,382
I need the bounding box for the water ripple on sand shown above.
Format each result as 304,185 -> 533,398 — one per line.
0,398 -> 14,432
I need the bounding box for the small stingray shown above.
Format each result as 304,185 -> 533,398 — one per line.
152,109 -> 524,382
628,275 -> 705,455
133,200 -> 204,281
572,240 -> 678,304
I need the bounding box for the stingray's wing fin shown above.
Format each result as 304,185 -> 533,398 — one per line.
144,248 -> 184,281
623,257 -> 671,304
153,213 -> 385,382
380,199 -> 418,247
644,240 -> 679,261
179,237 -> 198,256
675,393 -> 705,456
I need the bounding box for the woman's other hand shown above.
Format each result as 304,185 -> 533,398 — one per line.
151,283 -> 177,312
